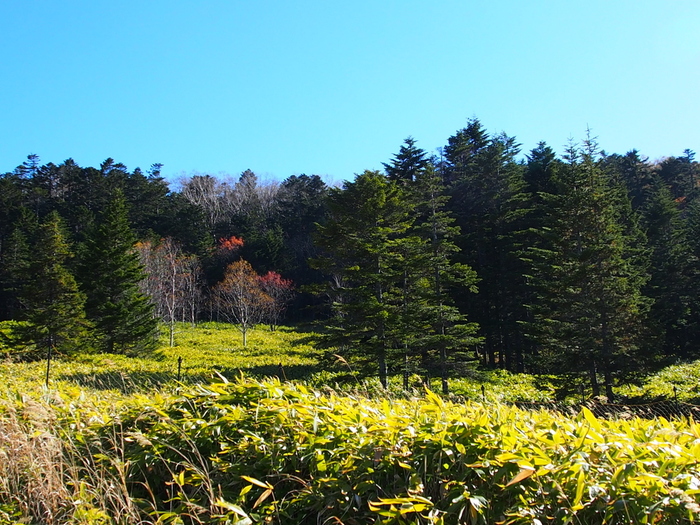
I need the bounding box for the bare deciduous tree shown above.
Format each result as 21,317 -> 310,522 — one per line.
213,259 -> 272,347
136,238 -> 203,346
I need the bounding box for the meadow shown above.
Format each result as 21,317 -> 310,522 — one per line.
1,322 -> 700,524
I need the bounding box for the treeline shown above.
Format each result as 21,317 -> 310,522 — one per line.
1,119 -> 699,395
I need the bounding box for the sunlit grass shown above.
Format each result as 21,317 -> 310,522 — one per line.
0,322 -> 325,407
3,321 -> 700,523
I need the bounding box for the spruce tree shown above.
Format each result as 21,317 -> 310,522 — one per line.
78,190 -> 157,354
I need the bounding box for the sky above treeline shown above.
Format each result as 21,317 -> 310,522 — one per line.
1,1 -> 699,184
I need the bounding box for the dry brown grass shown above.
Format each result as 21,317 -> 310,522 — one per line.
0,397 -> 153,524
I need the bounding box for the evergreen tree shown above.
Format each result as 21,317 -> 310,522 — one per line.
525,138 -> 652,398
445,127 -> 529,371
657,150 -> 700,203
602,150 -> 654,210
13,211 -> 91,358
641,176 -> 695,358
78,190 -> 157,354
312,170 -> 412,388
407,164 -> 481,392
0,209 -> 37,321
441,118 -> 490,184
383,137 -> 429,185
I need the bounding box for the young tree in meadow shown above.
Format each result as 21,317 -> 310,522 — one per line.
78,190 -> 157,354
13,211 -> 91,362
258,271 -> 294,330
214,259 -> 272,347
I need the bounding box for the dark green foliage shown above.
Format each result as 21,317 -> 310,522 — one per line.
276,175 -> 329,277
406,164 -> 481,392
313,170 -> 412,387
2,119 -> 700,385
313,165 -> 481,391
641,177 -> 697,358
524,138 -> 653,397
0,210 -> 36,321
12,211 -> 91,357
602,150 -> 655,210
383,136 -> 429,185
441,118 -> 490,184
657,149 -> 699,203
445,124 -> 530,371
77,191 -> 157,354
258,174 -> 330,321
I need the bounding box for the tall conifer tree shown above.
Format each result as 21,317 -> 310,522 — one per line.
408,164 -> 481,392
13,211 -> 91,358
78,190 -> 157,354
525,137 -> 652,397
642,177 -> 697,358
312,170 -> 412,388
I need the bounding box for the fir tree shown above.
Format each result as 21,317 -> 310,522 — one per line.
642,178 -> 699,358
78,190 -> 157,354
383,136 -> 429,185
525,137 -> 652,398
312,170 -> 412,388
446,129 -> 529,370
408,164 -> 481,392
13,211 -> 91,359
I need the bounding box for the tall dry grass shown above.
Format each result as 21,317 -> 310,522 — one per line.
0,397 -> 152,524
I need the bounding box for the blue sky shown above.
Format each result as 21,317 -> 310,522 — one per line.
1,1 -> 699,183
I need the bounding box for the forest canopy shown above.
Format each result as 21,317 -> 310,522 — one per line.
1,119 -> 699,396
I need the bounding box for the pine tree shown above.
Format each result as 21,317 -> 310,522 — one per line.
13,211 -> 91,359
78,190 -> 157,354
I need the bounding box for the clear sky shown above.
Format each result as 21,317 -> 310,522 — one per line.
1,1 -> 699,183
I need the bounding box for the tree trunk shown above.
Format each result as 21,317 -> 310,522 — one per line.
440,344 -> 449,395
589,359 -> 600,397
604,367 -> 614,400
379,347 -> 388,389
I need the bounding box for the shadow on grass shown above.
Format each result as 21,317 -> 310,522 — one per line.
58,363 -> 322,393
